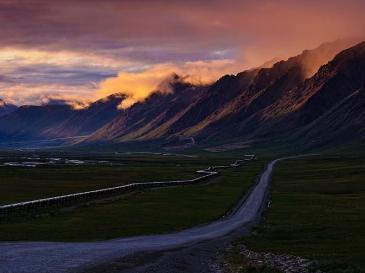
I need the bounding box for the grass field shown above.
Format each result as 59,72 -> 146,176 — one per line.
0,152 -> 231,205
241,156 -> 365,273
0,154 -> 265,241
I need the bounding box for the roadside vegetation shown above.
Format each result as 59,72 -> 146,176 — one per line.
237,156 -> 365,273
0,153 -> 226,205
0,153 -> 265,241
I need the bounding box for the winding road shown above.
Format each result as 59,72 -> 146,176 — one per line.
0,158 -> 282,273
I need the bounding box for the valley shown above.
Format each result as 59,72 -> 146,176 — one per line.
4,154 -> 364,273
0,152 -> 206,205
1,2 -> 365,272
1,40 -> 365,153
0,152 -> 264,241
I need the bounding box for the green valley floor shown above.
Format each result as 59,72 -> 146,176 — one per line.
236,156 -> 365,273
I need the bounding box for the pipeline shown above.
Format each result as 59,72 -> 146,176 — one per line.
0,158 -> 254,217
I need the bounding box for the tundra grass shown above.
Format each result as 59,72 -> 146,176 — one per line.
0,158 -> 265,241
243,156 -> 365,273
0,153 -> 230,205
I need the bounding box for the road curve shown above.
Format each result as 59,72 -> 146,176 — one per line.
0,158 -> 282,273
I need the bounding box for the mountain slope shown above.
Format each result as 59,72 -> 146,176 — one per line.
88,81 -> 207,142
46,93 -> 125,138
0,104 -> 75,142
0,39 -> 364,152
287,42 -> 365,148
84,39 -> 359,148
0,94 -> 124,142
193,41 -> 365,149
0,99 -> 17,117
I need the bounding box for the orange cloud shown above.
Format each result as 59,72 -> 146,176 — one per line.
2,1 -> 365,107
98,60 -> 239,108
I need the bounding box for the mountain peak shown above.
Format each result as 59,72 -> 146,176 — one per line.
0,99 -> 17,117
42,98 -> 89,110
331,41 -> 365,63
105,92 -> 127,99
93,93 -> 126,108
278,38 -> 360,79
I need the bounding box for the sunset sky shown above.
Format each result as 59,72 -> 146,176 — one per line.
1,0 -> 364,107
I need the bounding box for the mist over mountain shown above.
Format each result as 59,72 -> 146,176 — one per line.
0,39 -> 364,152
84,39 -> 363,151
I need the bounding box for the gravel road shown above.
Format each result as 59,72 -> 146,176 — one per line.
0,158 -> 281,273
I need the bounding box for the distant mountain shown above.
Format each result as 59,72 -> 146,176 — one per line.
0,99 -> 17,117
87,81 -> 206,142
46,93 -> 125,138
0,104 -> 74,142
1,39 -> 364,153
0,93 -> 124,142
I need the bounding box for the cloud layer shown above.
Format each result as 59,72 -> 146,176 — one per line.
0,0 -> 365,105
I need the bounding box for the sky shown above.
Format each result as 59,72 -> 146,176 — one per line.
0,0 -> 365,107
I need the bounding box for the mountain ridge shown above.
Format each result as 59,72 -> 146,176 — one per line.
0,39 -> 364,152
0,99 -> 17,117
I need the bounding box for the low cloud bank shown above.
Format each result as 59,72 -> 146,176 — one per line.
98,60 -> 238,109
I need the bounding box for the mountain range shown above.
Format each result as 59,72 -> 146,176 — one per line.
0,39 -> 364,153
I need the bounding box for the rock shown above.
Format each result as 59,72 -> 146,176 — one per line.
222,244 -> 324,273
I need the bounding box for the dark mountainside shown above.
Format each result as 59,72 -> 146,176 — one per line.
191,41 -> 365,146
0,104 -> 74,142
84,39 -> 365,151
0,99 -> 17,117
87,80 -> 207,143
0,94 -> 124,142
46,93 -> 125,138
0,39 -> 364,152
